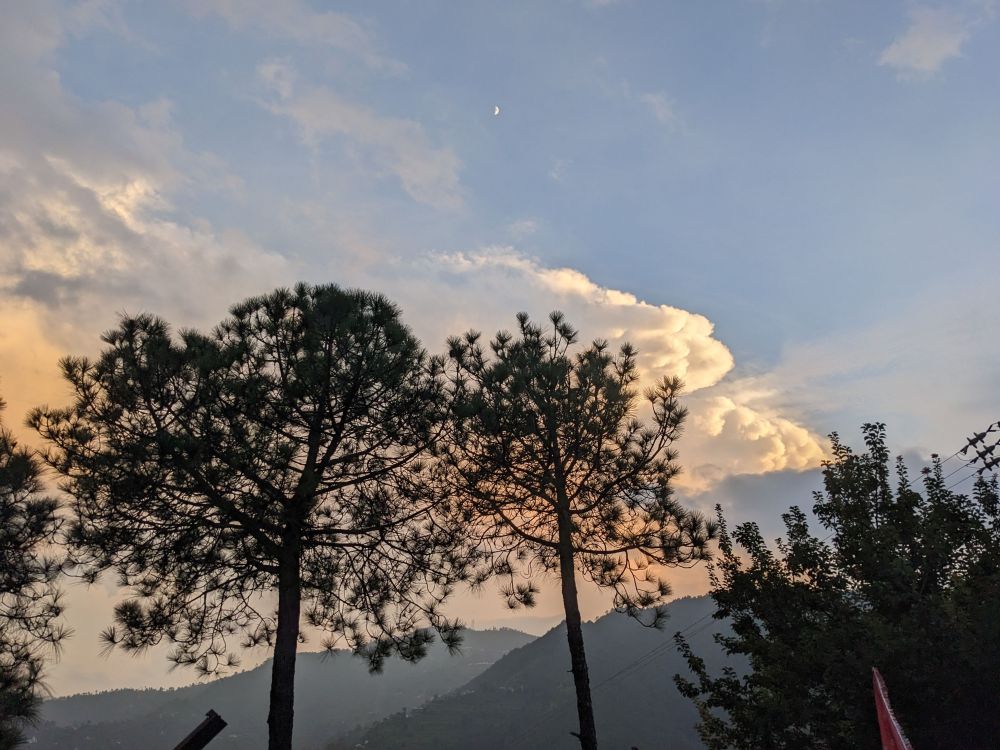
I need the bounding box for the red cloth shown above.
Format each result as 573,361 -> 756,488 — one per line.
872,667 -> 914,750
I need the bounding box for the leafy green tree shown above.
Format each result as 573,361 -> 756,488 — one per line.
676,423 -> 1000,749
445,312 -> 716,750
0,395 -> 67,748
32,284 -> 472,750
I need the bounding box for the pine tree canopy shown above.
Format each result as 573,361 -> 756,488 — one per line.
31,284 -> 476,749
444,312 -> 717,750
1,394 -> 67,748
445,312 -> 716,622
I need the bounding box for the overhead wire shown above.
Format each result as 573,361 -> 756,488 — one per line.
502,606 -> 722,748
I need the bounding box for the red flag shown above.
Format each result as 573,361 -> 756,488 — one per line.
872,667 -> 914,750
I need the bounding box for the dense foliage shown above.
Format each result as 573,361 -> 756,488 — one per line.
676,423 -> 1000,749
0,396 -> 67,748
32,285 -> 474,750
445,312 -> 716,749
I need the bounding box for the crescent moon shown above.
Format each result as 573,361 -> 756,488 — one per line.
494,105 -> 501,117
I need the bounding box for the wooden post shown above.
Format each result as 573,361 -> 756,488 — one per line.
172,709 -> 228,750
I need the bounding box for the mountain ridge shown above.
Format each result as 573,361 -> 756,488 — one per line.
30,627 -> 534,749
332,595 -> 732,750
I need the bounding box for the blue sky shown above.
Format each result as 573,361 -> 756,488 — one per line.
1,0 -> 998,693
50,0 -> 1000,353
33,1 -> 996,372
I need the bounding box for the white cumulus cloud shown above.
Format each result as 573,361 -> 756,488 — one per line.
419,249 -> 734,391
370,248 -> 827,487
681,393 -> 829,491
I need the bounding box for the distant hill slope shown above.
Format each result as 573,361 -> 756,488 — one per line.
332,596 -> 733,750
30,627 -> 534,750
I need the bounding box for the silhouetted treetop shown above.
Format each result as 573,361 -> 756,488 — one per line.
444,311 -> 716,750
32,283 -> 474,750
446,312 -> 715,620
1,393 -> 67,748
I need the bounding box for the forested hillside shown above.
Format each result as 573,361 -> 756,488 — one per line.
333,596 -> 731,750
30,628 -> 532,750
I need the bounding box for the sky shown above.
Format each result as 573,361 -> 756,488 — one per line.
1,0 -> 998,696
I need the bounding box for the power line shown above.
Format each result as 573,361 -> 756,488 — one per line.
939,449 -> 962,465
502,606 -> 722,748
923,420 -> 999,469
945,469 -> 993,494
590,610 -> 718,692
957,420 -> 1000,472
940,460 -> 974,484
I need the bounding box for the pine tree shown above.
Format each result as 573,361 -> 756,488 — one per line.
445,312 -> 716,750
0,395 -> 67,748
32,284 -> 474,750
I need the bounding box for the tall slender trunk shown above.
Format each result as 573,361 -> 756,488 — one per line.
557,510 -> 598,750
268,548 -> 301,750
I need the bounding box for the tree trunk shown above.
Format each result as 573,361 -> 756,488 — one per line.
558,512 -> 598,750
267,549 -> 302,750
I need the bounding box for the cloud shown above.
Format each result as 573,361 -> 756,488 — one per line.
548,158 -> 572,183
188,0 -> 406,74
423,249 -> 734,391
702,270 -> 1000,482
879,7 -> 974,76
507,217 -> 540,240
257,59 -> 464,210
616,81 -> 681,131
372,249 -> 827,487
0,106 -> 288,322
681,393 -> 828,490
0,6 -> 823,489
0,0 -> 831,698
639,91 -> 677,127
0,3 -> 291,442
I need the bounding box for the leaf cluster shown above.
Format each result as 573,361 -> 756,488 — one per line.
675,423 -> 1000,749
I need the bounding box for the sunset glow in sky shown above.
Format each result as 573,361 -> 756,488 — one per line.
1,0 -> 998,695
